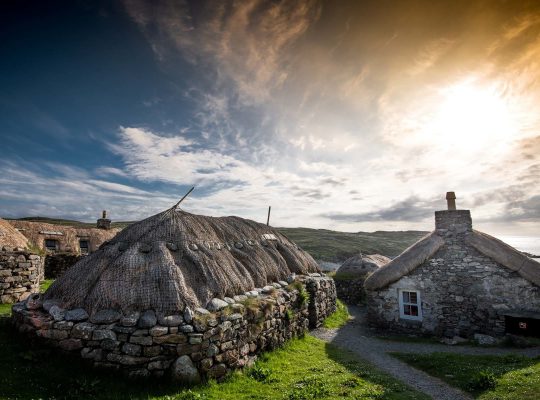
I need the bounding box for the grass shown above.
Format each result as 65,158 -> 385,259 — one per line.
392,352 -> 540,399
323,300 -> 350,329
40,279 -> 54,292
0,302 -> 427,400
277,228 -> 427,262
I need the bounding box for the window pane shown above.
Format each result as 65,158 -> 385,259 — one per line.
410,306 -> 419,316
402,292 -> 410,303
410,292 -> 418,304
404,305 -> 411,315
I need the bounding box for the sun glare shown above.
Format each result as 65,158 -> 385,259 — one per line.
427,80 -> 516,153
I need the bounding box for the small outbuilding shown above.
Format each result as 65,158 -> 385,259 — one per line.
334,253 -> 390,304
365,192 -> 540,339
13,206 -> 336,381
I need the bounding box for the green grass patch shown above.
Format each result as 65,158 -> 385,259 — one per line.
392,352 -> 540,399
0,311 -> 427,400
0,303 -> 12,317
40,279 -> 54,293
323,300 -> 350,329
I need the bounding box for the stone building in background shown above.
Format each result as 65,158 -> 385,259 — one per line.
9,211 -> 120,255
365,192 -> 540,339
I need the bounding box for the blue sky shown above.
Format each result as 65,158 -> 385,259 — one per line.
1,0 -> 539,236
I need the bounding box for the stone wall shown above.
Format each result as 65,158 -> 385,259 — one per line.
335,278 -> 367,305
367,211 -> 540,338
1,249 -> 44,303
12,274 -> 336,381
45,254 -> 83,279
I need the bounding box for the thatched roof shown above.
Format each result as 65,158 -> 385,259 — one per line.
44,208 -> 320,314
8,220 -> 120,254
364,233 -> 444,290
0,218 -> 29,249
466,230 -> 540,286
336,253 -> 390,277
364,229 -> 540,290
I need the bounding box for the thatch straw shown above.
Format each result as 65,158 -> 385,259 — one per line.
466,230 -> 540,286
0,218 -> 29,249
364,233 -> 444,290
336,254 -> 390,277
44,208 -> 320,314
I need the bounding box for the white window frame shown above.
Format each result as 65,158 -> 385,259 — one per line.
398,289 -> 423,321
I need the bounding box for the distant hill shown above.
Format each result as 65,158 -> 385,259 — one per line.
277,228 -> 427,262
7,216 -> 427,263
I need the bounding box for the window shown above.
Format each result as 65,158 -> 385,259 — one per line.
79,240 -> 89,255
398,289 -> 422,321
44,239 -> 58,252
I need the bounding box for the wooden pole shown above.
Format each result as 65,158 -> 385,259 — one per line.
174,187 -> 195,209
266,206 -> 271,226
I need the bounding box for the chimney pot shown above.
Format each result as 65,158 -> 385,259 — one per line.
102,210 -> 107,219
446,192 -> 456,210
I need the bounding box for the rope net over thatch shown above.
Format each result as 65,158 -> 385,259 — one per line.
0,218 -> 29,249
44,208 -> 320,314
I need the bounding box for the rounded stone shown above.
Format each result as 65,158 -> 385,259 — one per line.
138,310 -> 157,328
172,355 -> 201,383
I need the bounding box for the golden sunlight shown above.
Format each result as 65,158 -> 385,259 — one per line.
426,79 -> 516,154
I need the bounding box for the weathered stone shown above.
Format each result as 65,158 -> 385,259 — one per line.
157,314 -> 183,327
38,329 -> 68,340
106,353 -> 148,366
138,310 -> 157,328
49,305 -> 66,321
64,308 -> 89,322
149,325 -> 168,337
53,320 -> 73,330
171,355 -> 201,383
189,334 -> 203,344
153,334 -> 187,344
180,324 -> 194,333
81,347 -> 102,360
207,343 -> 219,357
42,299 -> 61,312
195,307 -> 210,315
92,329 -> 117,341
207,298 -> 228,312
122,342 -> 142,356
143,345 -> 161,357
474,333 -> 498,346
101,339 -> 120,351
90,309 -> 121,324
71,322 -> 96,340
120,311 -> 139,327
130,335 -> 153,346
183,306 -> 194,323
25,293 -> 42,310
207,363 -> 227,379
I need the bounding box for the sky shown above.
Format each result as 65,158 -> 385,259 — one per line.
1,0 -> 539,236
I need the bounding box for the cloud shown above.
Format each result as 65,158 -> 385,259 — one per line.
323,196 -> 440,223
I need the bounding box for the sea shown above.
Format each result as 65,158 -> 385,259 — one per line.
499,236 -> 540,260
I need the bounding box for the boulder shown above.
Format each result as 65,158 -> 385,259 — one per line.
138,310 -> 157,328
90,309 -> 121,324
474,333 -> 498,346
172,355 -> 201,383
65,308 -> 89,322
207,298 -> 228,312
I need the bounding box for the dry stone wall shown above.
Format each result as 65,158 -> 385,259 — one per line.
335,278 -> 366,305
12,274 -> 335,381
367,211 -> 540,337
1,249 -> 44,303
45,254 -> 83,279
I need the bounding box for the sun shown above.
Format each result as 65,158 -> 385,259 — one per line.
426,79 -> 517,153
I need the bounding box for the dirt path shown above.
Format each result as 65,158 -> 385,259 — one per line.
311,306 -> 540,400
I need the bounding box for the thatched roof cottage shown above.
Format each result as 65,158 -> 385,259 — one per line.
9,211 -> 120,255
0,218 -> 29,250
334,253 -> 390,304
365,192 -> 540,339
12,206 -> 336,381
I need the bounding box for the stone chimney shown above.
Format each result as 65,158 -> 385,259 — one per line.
434,192 -> 472,235
96,210 -> 111,230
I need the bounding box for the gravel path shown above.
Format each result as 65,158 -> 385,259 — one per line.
311,306 -> 540,400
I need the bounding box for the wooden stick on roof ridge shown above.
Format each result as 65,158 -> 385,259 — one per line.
173,186 -> 195,210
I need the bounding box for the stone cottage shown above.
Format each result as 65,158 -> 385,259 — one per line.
9,211 -> 120,255
12,205 -> 336,381
365,192 -> 540,338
